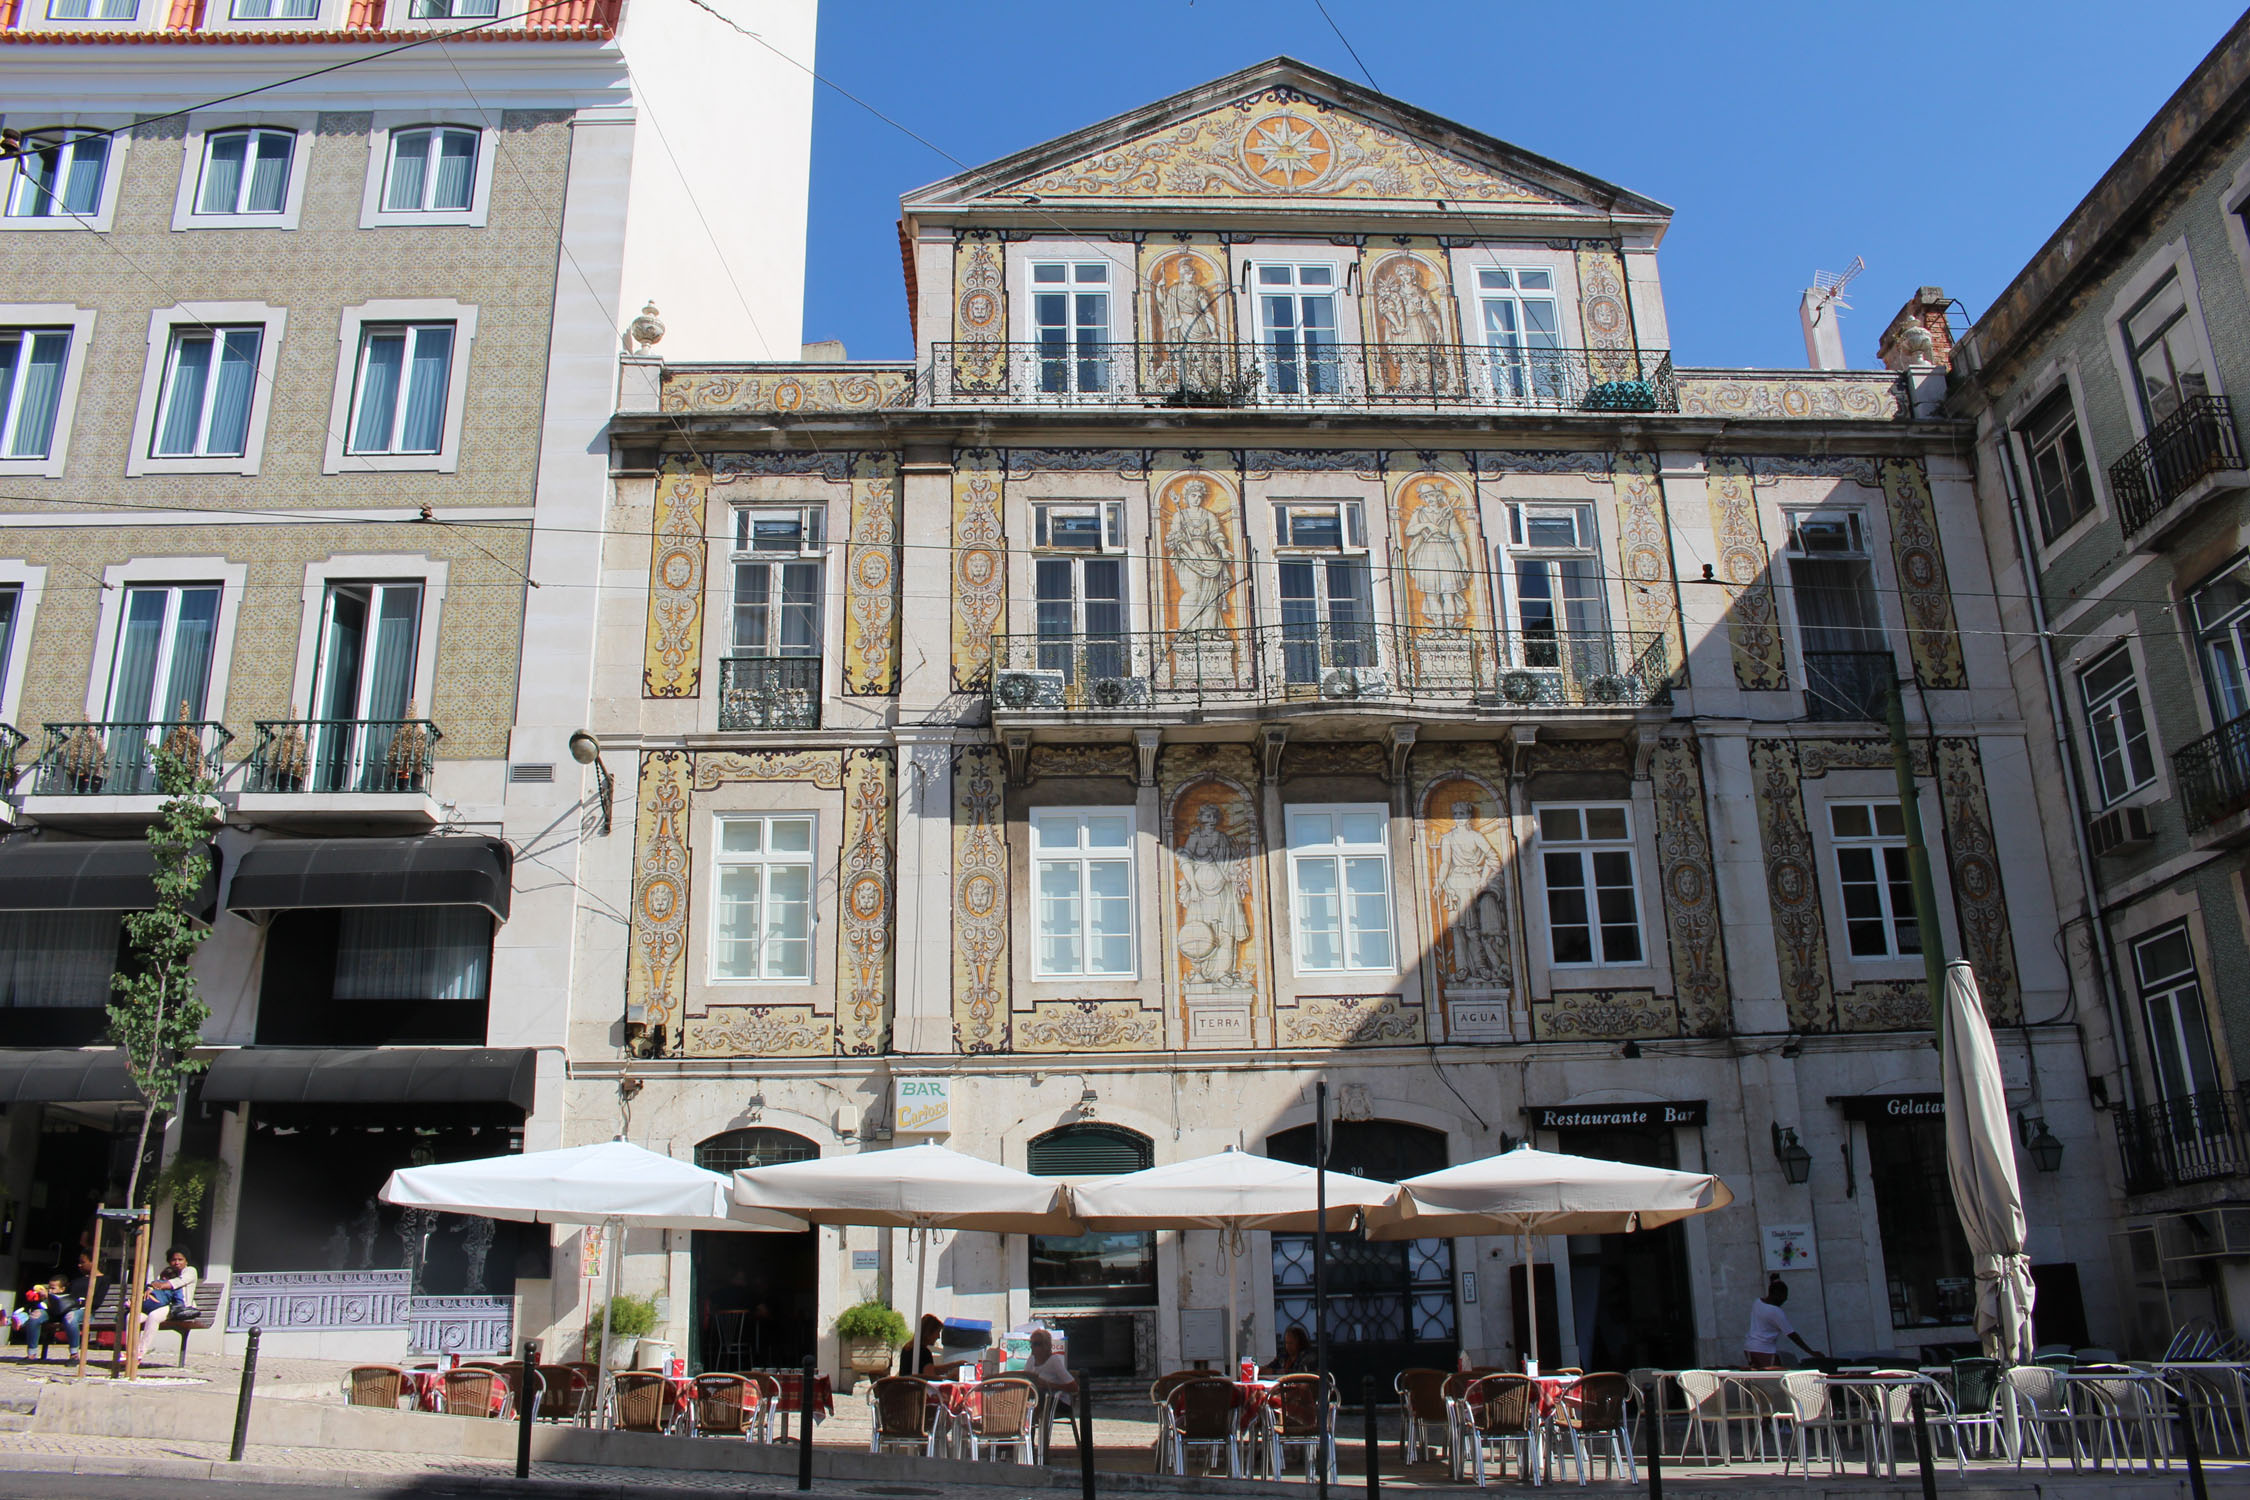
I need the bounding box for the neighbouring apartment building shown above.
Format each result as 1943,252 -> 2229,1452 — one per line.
1953,13 -> 2250,1350
568,58 -> 2116,1384
0,0 -> 814,1359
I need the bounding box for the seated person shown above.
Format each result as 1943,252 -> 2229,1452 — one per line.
137,1247 -> 198,1363
1024,1327 -> 1077,1455
19,1253 -> 102,1356
898,1313 -> 966,1379
1259,1323 -> 1310,1377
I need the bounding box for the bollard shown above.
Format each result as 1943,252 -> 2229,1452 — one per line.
516,1339 -> 538,1480
1361,1376 -> 1380,1500
1908,1386 -> 1937,1500
1645,1415 -> 1661,1500
228,1327 -> 262,1462
1076,1379 -> 1096,1500
2178,1393 -> 2209,1500
797,1355 -> 816,1491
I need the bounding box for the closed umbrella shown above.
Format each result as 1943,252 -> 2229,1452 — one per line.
730,1143 -> 1082,1369
1071,1146 -> 1397,1371
383,1139 -> 803,1418
1362,1144 -> 1733,1368
1940,958 -> 2036,1362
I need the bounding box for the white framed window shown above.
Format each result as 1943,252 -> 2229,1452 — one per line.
1536,803 -> 1643,967
1254,262 -> 1340,396
1285,804 -> 1395,974
1031,808 -> 1135,978
231,0 -> 319,14
1472,266 -> 1563,402
106,583 -> 223,723
2015,385 -> 2098,545
1031,502 -> 1127,683
46,0 -> 136,17
2191,556 -> 2250,728
2131,924 -> 2222,1105
0,561 -> 45,727
0,322 -> 80,468
711,813 -> 816,983
2122,269 -> 2213,426
322,300 -> 477,473
1028,261 -> 1112,394
1828,801 -> 1920,959
360,118 -> 497,227
126,303 -> 284,477
2080,643 -> 2156,807
407,0 -> 497,15
2,129 -> 121,229
1273,500 -> 1374,687
730,507 -> 825,657
172,117 -> 313,230
1499,502 -> 1604,665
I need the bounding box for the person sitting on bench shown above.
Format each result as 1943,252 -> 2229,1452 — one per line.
21,1253 -> 104,1358
138,1248 -> 198,1361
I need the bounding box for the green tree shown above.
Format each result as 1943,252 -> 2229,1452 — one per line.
109,736 -> 217,1213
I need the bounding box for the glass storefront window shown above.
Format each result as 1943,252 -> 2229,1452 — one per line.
1026,1124 -> 1155,1309
1865,1115 -> 1976,1328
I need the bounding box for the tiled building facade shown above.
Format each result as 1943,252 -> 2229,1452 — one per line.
562,61 -> 2118,1383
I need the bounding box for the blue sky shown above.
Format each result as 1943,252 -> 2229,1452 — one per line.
791,0 -> 2243,369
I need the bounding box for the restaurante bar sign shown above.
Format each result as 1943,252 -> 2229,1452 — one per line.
1525,1101 -> 1708,1130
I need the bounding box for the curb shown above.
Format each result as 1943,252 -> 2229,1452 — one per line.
0,1451 -> 791,1498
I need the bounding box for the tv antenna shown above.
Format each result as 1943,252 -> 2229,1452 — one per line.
1807,256 -> 1865,325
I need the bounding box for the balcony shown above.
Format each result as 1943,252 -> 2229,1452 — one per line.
2177,707 -> 2250,838
0,723 -> 22,826
2115,1087 -> 2250,1196
718,655 -> 821,731
988,626 -> 1670,720
21,720 -> 231,826
926,343 -> 1677,414
1802,650 -> 1897,723
236,718 -> 443,829
2110,395 -> 2248,541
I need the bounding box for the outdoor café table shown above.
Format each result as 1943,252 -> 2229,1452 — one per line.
754,1368 -> 836,1425
927,1379 -> 988,1458
1233,1379 -> 1277,1473
1824,1373 -> 1939,1478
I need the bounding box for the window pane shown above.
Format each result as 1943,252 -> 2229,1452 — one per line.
1830,803 -> 1871,839
1873,803 -> 1905,838
61,137 -> 107,217
431,129 -> 476,210
768,817 -> 812,853
1881,847 -> 1920,954
1032,814 -> 1076,852
714,867 -> 762,979
1295,855 -> 1341,969
719,819 -> 762,854
385,130 -> 430,212
1288,812 -> 1334,850
352,332 -> 404,452
245,130 -> 292,213
1343,855 -> 1391,969
1086,859 -> 1133,975
156,335 -> 213,456
199,131 -> 247,215
1037,860 -> 1083,975
1545,851 -> 1591,963
1083,814 -> 1129,850
398,324 -> 452,452
8,330 -> 67,459
764,864 -> 810,979
206,329 -> 259,455
1538,807 -> 1582,842
1584,807 -> 1628,841
1338,809 -> 1384,847
1592,849 -> 1641,961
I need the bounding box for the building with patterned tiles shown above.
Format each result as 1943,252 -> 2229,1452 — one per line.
546,56 -> 2131,1384
0,0 -> 814,1360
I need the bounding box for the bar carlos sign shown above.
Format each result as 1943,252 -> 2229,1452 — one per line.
895,1077 -> 951,1135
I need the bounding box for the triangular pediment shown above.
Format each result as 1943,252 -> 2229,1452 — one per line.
906,59 -> 1668,221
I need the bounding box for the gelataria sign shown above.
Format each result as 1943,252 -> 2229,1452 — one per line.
1837,1092 -> 1944,1123
1523,1101 -> 1708,1130
895,1077 -> 951,1135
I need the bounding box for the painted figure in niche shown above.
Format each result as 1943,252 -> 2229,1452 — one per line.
1176,802 -> 1252,987
1371,255 -> 1454,393
1165,477 -> 1236,634
1433,801 -> 1509,986
1148,251 -> 1229,390
1403,479 -> 1473,630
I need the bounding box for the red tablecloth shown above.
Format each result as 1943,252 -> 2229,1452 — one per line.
405,1367 -> 508,1417
755,1370 -> 834,1418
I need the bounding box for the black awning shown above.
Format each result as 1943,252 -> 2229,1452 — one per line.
0,1048 -> 138,1104
0,838 -> 220,923
199,1047 -> 535,1111
225,836 -> 512,921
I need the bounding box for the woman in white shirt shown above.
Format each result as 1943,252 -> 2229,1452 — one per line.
1743,1279 -> 1821,1369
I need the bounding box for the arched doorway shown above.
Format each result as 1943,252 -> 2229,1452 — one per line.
692,1128 -> 818,1373
1268,1121 -> 1456,1393
1025,1123 -> 1156,1378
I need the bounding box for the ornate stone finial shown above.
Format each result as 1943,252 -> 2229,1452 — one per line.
626,301 -> 665,354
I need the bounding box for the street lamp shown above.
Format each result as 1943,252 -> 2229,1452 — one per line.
1771,1124 -> 1813,1185
2020,1115 -> 2064,1173
569,730 -> 613,836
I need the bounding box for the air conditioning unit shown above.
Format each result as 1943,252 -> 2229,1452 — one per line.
2089,804 -> 2155,858
1319,668 -> 1389,700
1084,675 -> 1150,710
991,670 -> 1066,710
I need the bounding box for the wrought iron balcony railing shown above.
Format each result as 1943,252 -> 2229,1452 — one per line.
988,626 -> 1670,714
2110,395 -> 2246,537
927,342 -> 1677,414
2115,1086 -> 2250,1196
30,720 -> 232,796
244,718 -> 442,795
719,654 -> 821,731
1802,650 -> 1897,723
2177,706 -> 2250,834
0,722 -> 24,793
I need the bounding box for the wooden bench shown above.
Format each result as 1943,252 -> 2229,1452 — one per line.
85,1279 -> 226,1365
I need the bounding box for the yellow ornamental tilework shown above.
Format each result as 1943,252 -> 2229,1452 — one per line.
1749,738 -> 1833,1033
1935,737 -> 2020,1025
1388,454 -> 1490,635
660,368 -> 914,414
1358,240 -> 1461,397
1016,1002 -> 1160,1053
952,744 -> 1010,1054
950,450 -> 1006,693
1020,89 -> 1565,203
692,750 -> 844,791
1276,993 -> 1427,1047
842,453 -> 902,696
1674,373 -> 1907,421
1138,235 -> 1235,393
1409,742 -> 1516,1024
643,460 -> 708,698
1649,736 -> 1730,1037
952,232 -> 1007,391
1878,457 -> 1967,690
1705,456 -> 1788,691
683,1006 -> 831,1058
1531,988 -> 1678,1041
624,749 -> 693,1043
1574,245 -> 1635,380
835,748 -> 897,1055
1610,452 -> 1684,679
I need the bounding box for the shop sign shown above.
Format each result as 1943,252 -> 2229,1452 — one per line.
895,1076 -> 951,1134
1763,1223 -> 1817,1271
1838,1092 -> 1944,1123
1524,1100 -> 1708,1130
851,1249 -> 880,1271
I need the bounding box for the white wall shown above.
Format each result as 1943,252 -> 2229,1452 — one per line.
615,0 -> 816,361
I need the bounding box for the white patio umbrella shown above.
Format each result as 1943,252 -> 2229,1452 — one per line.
1940,959 -> 2036,1363
1362,1144 -> 1734,1368
382,1139 -> 803,1416
1070,1146 -> 1399,1371
730,1142 -> 1082,1367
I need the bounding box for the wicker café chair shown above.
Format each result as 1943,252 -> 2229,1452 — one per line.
1166,1378 -> 1245,1478
534,1364 -> 588,1424
1555,1373 -> 1638,1484
1394,1368 -> 1451,1464
963,1376 -> 1040,1464
440,1368 -> 504,1419
1268,1373 -> 1341,1483
613,1371 -> 673,1434
745,1373 -> 783,1442
1149,1373 -> 1224,1472
346,1365 -> 406,1410
869,1375 -> 938,1457
1457,1375 -> 1540,1485
695,1374 -> 760,1439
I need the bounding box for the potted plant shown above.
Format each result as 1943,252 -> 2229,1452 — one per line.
591,1292 -> 659,1371
834,1300 -> 907,1376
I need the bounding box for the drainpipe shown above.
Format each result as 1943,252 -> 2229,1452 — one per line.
1994,433 -> 2141,1112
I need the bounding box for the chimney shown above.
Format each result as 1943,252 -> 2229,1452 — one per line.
1800,288 -> 1848,370
1877,287 -> 1953,372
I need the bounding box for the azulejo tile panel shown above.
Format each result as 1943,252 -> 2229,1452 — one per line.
660,368 -> 914,414
1016,1001 -> 1161,1053
843,453 -> 902,696
693,750 -> 845,791
1359,239 -> 1463,398
643,460 -> 708,699
835,748 -> 898,1056
1139,236 -> 1236,391
1611,452 -> 1684,679
1409,744 -> 1516,1025
1705,456 -> 1787,691
1674,373 -> 1908,421
1026,744 -> 1140,780
624,750 -> 693,1042
1749,738 -> 1833,1032
952,745 -> 1010,1054
1650,736 -> 1730,1037
1531,987 -> 1678,1041
952,231 -> 1007,389
1935,737 -> 2020,1024
1877,457 -> 1968,690
683,1005 -> 831,1058
1159,743 -> 1266,1049
1276,993 -> 1427,1047
950,450 -> 1006,693
1574,244 -> 1634,379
